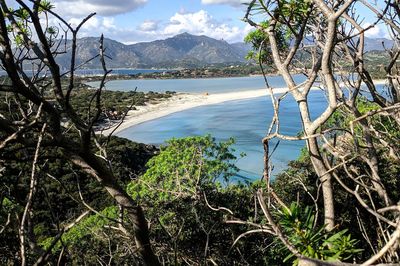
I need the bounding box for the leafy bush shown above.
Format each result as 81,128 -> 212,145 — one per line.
277,203 -> 362,265
128,135 -> 242,202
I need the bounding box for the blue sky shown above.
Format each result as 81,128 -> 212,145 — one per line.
47,0 -> 253,44
31,0 -> 390,44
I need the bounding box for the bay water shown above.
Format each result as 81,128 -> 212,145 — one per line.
88,74 -> 305,93
95,75 -> 330,180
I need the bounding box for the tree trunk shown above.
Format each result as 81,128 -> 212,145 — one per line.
307,137 -> 335,231
69,152 -> 160,266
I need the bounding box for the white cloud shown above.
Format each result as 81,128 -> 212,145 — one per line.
103,17 -> 117,30
201,0 -> 247,7
138,20 -> 159,32
66,17 -> 118,38
161,10 -> 248,43
46,9 -> 249,44
362,23 -> 391,39
69,17 -> 99,29
363,23 -> 381,38
52,0 -> 147,17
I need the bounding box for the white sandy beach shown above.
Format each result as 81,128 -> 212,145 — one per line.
101,87 -> 290,135
100,78 -> 389,135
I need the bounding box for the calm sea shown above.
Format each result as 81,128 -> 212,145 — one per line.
94,75 -> 329,180
88,74 -> 305,94
118,92 -> 329,180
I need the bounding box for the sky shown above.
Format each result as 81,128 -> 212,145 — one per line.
12,0 -> 391,44
48,0 -> 253,44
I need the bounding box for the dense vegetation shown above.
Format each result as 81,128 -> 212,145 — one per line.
0,132 -> 370,264
5,130 -> 392,264
78,64 -> 266,83
0,135 -> 158,264
0,78 -> 175,126
1,0 -> 400,265
68,87 -> 175,126
78,51 -> 393,83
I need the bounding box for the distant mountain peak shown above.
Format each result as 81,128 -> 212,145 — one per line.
55,33 -> 250,69
176,32 -> 192,36
131,32 -> 247,64
54,33 -> 394,70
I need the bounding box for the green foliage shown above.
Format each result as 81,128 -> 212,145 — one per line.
128,135 -> 241,202
244,22 -> 270,63
272,143 -> 400,262
244,21 -> 289,65
124,135 -> 275,264
0,197 -> 20,264
14,8 -> 29,20
277,0 -> 311,22
36,206 -> 139,265
67,86 -> 175,125
38,0 -> 55,12
46,26 -> 57,35
325,97 -> 379,129
40,206 -> 118,251
0,133 -> 267,264
146,181 -> 272,265
324,97 -> 400,151
244,0 -> 311,55
0,133 -> 156,263
1,197 -> 19,213
103,136 -> 158,181
322,97 -> 379,144
272,148 -> 317,208
278,203 -> 362,264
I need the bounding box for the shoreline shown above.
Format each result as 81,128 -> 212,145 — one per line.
100,88 -> 288,135
100,79 -> 389,135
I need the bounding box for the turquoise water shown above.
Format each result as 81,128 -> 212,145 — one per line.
101,75 -> 326,179
103,76 -> 383,180
88,75 -> 306,94
117,96 -> 298,179
76,69 -> 166,76
117,89 -> 328,180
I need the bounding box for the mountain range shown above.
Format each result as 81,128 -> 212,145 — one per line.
55,33 -> 394,70
56,33 -> 249,69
